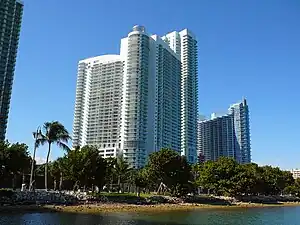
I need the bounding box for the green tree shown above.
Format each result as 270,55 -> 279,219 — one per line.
234,163 -> 261,196
114,156 -> 131,192
258,166 -> 293,195
63,146 -> 107,191
49,157 -> 66,190
194,158 -> 296,197
36,121 -> 71,190
1,142 -> 31,189
145,148 -> 192,196
104,157 -> 117,190
0,141 -> 10,178
195,157 -> 239,196
134,168 -> 150,197
195,160 -> 218,194
79,146 -> 107,191
63,147 -> 85,190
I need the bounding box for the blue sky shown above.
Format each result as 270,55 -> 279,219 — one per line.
7,0 -> 300,169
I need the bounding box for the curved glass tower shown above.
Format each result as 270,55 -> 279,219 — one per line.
120,26 -> 153,168
120,26 -> 182,168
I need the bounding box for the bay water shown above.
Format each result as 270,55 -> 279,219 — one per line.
0,206 -> 299,225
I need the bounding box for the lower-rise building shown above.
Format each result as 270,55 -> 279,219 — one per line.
197,99 -> 251,164
72,55 -> 124,158
197,114 -> 235,161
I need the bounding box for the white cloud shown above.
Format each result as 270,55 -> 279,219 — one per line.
35,156 -> 56,165
35,156 -> 46,165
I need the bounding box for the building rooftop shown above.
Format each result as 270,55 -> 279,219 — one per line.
79,54 -> 122,64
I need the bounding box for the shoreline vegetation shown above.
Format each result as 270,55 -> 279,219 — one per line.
2,122 -> 300,216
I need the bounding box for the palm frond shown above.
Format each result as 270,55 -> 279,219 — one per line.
57,133 -> 71,143
35,135 -> 48,148
43,122 -> 52,136
56,141 -> 70,152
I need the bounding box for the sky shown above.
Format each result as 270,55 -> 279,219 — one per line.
6,0 -> 300,170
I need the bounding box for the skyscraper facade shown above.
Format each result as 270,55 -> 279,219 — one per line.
152,35 -> 181,155
0,0 -> 23,140
72,55 -> 123,158
197,99 -> 251,164
119,26 -> 181,168
229,98 -> 251,164
119,26 -> 155,168
73,26 -> 183,168
197,114 -> 235,161
163,29 -> 198,164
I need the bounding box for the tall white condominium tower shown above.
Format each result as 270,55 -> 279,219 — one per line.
229,98 -> 251,164
120,25 -> 181,168
72,55 -> 123,158
163,29 -> 199,163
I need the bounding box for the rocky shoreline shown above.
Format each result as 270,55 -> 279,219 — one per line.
1,202 -> 300,214
1,190 -> 300,214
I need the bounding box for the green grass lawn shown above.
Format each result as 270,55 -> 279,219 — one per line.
99,192 -> 153,198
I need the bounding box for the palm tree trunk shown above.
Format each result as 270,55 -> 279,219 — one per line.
59,172 -> 63,191
12,173 -> 16,190
110,178 -> 113,192
29,143 -> 37,191
22,172 -> 25,184
118,175 -> 121,192
54,179 -> 57,190
45,142 -> 51,191
73,180 -> 79,192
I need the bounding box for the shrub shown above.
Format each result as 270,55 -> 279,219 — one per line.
0,189 -> 14,198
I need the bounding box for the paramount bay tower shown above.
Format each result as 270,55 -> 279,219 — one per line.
0,0 -> 23,140
72,25 -> 198,168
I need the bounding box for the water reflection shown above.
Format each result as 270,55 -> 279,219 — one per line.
0,207 -> 300,225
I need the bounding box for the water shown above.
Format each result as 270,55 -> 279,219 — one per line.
0,206 -> 300,225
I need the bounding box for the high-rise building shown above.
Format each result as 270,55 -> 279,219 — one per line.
197,114 -> 235,161
72,55 -> 124,158
291,169 -> 300,180
119,26 -> 155,168
73,26 -> 183,168
229,98 -> 251,164
0,0 -> 23,140
197,99 -> 251,164
119,26 -> 181,168
163,29 -> 198,164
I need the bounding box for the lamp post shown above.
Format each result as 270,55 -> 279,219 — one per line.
29,126 -> 42,191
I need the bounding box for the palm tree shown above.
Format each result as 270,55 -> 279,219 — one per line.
50,157 -> 65,191
36,121 -> 71,191
114,157 -> 131,193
